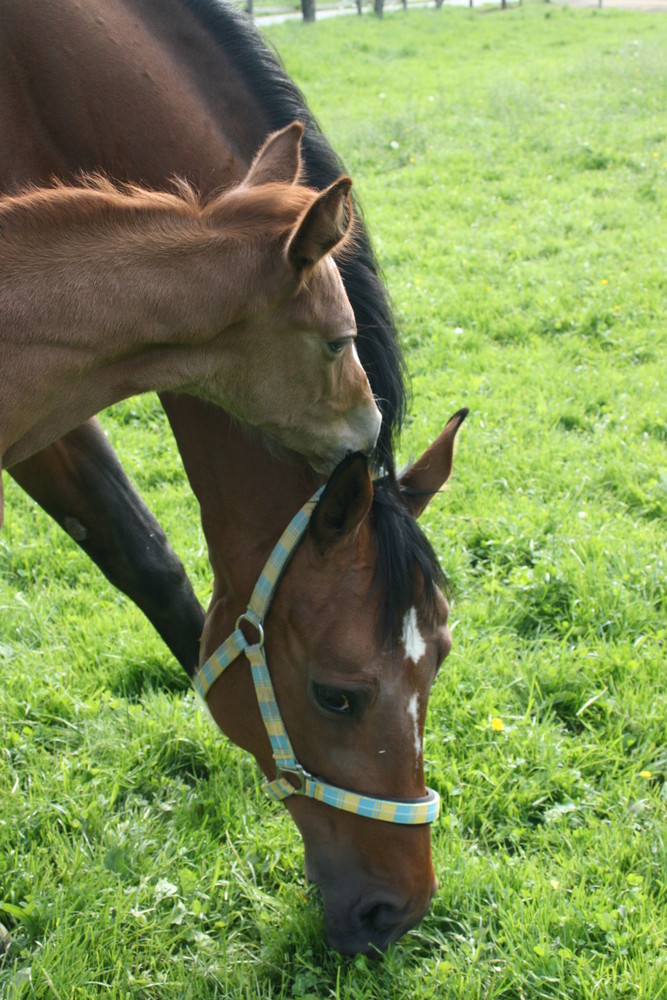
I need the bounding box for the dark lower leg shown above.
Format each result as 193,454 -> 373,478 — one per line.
9,420 -> 204,676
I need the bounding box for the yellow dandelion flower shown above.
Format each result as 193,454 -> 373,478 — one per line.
640,770 -> 652,779
490,717 -> 505,732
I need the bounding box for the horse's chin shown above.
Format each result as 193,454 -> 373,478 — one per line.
308,455 -> 338,477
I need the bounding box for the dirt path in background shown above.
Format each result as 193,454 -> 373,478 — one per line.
254,0 -> 667,24
552,0 -> 666,9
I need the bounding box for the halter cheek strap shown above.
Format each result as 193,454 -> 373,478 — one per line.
193,488 -> 440,827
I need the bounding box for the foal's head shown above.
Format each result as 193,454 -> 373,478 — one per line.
197,122 -> 381,473
202,410 -> 467,954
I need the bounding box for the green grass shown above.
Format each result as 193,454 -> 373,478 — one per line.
1,3 -> 666,996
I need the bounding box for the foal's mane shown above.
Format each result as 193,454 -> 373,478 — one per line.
181,0 -> 407,473
0,174 -> 323,250
0,176 -> 189,243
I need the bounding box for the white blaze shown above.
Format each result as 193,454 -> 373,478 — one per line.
403,607 -> 426,768
407,692 -> 422,763
401,606 -> 426,664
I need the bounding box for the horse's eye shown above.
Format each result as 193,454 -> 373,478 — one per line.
327,337 -> 351,356
313,683 -> 352,714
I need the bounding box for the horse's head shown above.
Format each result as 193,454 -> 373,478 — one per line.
200,410 -> 467,955
200,122 -> 381,473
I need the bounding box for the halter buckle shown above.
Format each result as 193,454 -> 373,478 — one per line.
275,763 -> 311,794
235,610 -> 265,648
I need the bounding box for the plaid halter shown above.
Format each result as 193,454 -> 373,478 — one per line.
193,488 -> 440,826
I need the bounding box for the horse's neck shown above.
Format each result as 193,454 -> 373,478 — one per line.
162,395 -> 321,608
0,192 -> 249,466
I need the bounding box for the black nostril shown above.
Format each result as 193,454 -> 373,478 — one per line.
357,899 -> 407,938
329,895 -> 432,955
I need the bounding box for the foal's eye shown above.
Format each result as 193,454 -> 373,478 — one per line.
327,337 -> 352,357
313,683 -> 352,715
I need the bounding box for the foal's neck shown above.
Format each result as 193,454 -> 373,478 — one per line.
1,182 -> 251,348
0,182 -> 279,467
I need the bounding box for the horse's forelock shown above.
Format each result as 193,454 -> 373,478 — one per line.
371,476 -> 447,651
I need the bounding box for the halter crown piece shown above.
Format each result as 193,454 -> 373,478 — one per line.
193,488 -> 441,826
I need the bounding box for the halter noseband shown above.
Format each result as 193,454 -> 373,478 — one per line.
193,488 -> 440,826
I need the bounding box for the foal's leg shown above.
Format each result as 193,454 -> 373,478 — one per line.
8,419 -> 204,676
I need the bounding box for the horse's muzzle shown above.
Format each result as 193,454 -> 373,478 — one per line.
322,876 -> 439,956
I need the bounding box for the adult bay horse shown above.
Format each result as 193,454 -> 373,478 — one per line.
0,124 -> 381,523
0,0 -> 461,953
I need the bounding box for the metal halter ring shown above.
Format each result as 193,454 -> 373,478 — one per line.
235,610 -> 265,649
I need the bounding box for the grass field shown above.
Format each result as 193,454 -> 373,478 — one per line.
1,2 -> 666,996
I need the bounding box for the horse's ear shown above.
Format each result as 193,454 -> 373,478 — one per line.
243,121 -> 304,188
309,452 -> 373,557
400,409 -> 468,518
287,176 -> 353,273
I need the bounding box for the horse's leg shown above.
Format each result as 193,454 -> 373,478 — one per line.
8,419 -> 204,676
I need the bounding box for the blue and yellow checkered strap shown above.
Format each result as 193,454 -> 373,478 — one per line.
246,488 -> 324,623
266,770 -> 441,825
192,628 -> 247,701
193,487 -> 440,827
193,489 -> 323,703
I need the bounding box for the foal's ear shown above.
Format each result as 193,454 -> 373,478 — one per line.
309,452 -> 373,558
243,121 -> 304,188
287,176 -> 353,273
400,409 -> 468,518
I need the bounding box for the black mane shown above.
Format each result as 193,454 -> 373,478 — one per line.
181,0 -> 407,474
371,477 -> 448,649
